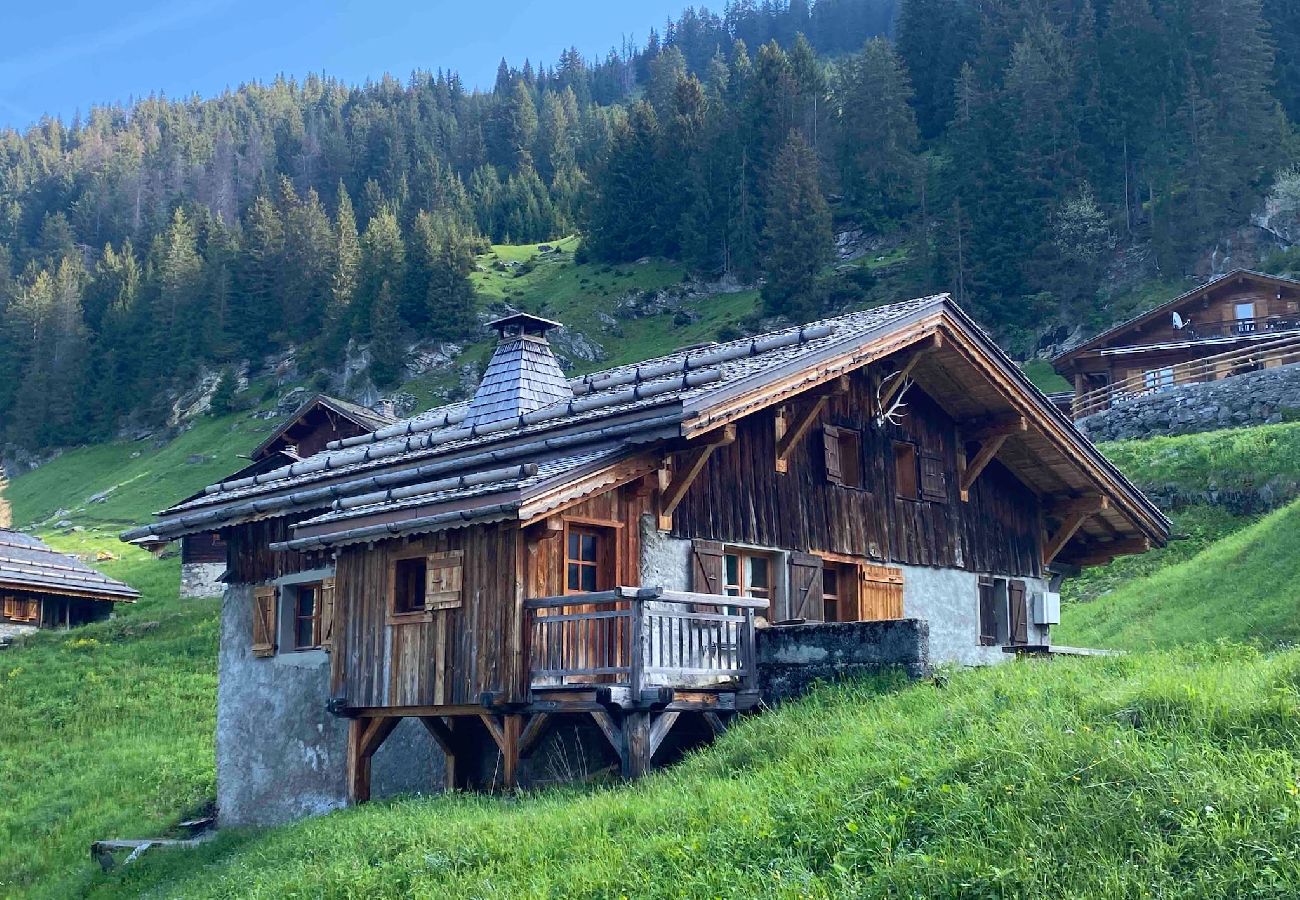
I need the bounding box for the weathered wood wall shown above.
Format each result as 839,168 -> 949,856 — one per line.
672,372 -> 1043,578
181,531 -> 226,564
222,516 -> 330,585
333,525 -> 520,708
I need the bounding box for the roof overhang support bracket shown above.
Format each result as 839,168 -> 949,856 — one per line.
658,425 -> 737,531
1042,495 -> 1110,566
774,377 -> 849,474
875,334 -> 942,421
959,415 -> 1028,502
1072,537 -> 1151,568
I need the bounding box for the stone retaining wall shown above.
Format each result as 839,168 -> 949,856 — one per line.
1077,363 -> 1300,443
757,619 -> 930,704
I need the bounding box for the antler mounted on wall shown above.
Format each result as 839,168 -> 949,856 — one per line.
875,370 -> 914,427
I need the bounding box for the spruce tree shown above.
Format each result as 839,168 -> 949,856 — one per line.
760,131 -> 833,321
368,279 -> 405,387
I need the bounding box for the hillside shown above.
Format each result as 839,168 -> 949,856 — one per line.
5,407 -> 1300,895
85,647 -> 1300,898
6,0 -> 1300,461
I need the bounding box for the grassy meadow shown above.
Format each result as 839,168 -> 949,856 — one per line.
89,647 -> 1300,898
6,278 -> 1300,896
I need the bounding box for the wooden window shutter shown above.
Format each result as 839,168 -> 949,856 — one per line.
822,424 -> 843,484
1008,580 -> 1029,645
920,452 -> 947,503
252,586 -> 277,657
788,553 -> 824,621
319,577 -> 336,651
691,540 -> 725,595
426,550 -> 464,610
858,563 -> 904,621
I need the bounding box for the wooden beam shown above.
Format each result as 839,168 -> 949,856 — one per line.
702,711 -> 730,738
589,709 -> 625,764
478,713 -> 507,753
965,414 -> 1028,443
420,716 -> 464,791
648,711 -> 681,760
877,336 -> 940,414
1042,496 -> 1110,567
1048,494 -> 1110,519
622,711 -> 653,778
774,396 -> 829,474
658,424 -> 736,529
348,715 -> 401,804
958,434 -> 1008,502
501,714 -> 522,789
1071,537 -> 1151,567
518,713 -> 552,758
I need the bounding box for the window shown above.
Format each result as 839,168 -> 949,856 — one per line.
1235,301 -> 1256,333
2,595 -> 37,623
822,566 -> 848,622
724,550 -> 771,600
1143,367 -> 1175,392
978,578 -> 1000,646
293,584 -> 321,650
566,526 -> 613,593
894,441 -> 919,500
823,425 -> 862,488
393,556 -> 428,615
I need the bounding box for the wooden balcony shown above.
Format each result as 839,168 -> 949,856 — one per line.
524,587 -> 765,704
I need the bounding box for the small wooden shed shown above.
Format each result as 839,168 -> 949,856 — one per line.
0,531 -> 139,629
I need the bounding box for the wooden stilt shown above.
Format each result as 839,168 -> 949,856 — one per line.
621,711 -> 652,778
421,716 -> 466,791
347,715 -> 401,804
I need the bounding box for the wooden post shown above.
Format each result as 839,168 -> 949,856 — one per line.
622,711 -> 652,778
347,716 -> 400,804
421,716 -> 466,792
628,595 -> 645,700
502,714 -> 522,790
740,607 -> 757,692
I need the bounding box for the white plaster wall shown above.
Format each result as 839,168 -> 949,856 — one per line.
900,564 -> 1050,667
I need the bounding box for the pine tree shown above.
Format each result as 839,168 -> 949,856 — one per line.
356,209 -> 405,337
760,131 -> 833,321
833,37 -> 921,224
325,185 -> 360,355
368,279 -> 405,387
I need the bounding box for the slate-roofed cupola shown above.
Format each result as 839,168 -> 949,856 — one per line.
465,313 -> 574,427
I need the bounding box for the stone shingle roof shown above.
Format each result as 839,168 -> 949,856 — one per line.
124,294 -> 1169,553
465,334 -> 574,427
0,531 -> 139,602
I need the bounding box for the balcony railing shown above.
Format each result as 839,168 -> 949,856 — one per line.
1174,315 -> 1300,342
524,586 -> 765,696
1072,331 -> 1300,419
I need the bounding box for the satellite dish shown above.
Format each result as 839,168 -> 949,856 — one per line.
1172,311 -> 1186,330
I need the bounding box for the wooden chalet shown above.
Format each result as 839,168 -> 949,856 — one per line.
125,299 -> 1168,826
176,394 -> 397,597
0,530 -> 138,630
1055,270 -> 1300,417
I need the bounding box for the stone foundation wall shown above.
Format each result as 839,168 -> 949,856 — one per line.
1077,364 -> 1300,443
757,619 -> 930,704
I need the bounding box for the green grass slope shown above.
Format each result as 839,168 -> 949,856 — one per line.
91,647 -> 1300,899
0,537 -> 217,899
1056,497 -> 1300,651
7,413 -> 272,531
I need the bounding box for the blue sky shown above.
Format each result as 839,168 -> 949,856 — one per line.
0,0 -> 695,129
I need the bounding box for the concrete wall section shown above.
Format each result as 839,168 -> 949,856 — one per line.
181,562 -> 226,599
900,564 -> 1050,667
217,583 -> 446,827
217,583 -> 350,827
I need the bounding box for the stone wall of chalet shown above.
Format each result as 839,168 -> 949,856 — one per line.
1077,363 -> 1300,443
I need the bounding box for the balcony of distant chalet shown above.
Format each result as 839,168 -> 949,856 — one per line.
524,587 -> 763,708
1176,314 -> 1300,341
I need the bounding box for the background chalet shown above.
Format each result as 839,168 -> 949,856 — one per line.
0,530 -> 138,635
126,296 -> 1168,827
1057,270 -> 1300,418
164,394 -> 397,598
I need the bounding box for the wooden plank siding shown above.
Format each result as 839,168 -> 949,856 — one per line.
671,370 -> 1043,579
222,516 -> 331,585
332,525 -> 519,708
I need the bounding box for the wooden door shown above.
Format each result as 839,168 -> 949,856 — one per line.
1008,580 -> 1029,645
